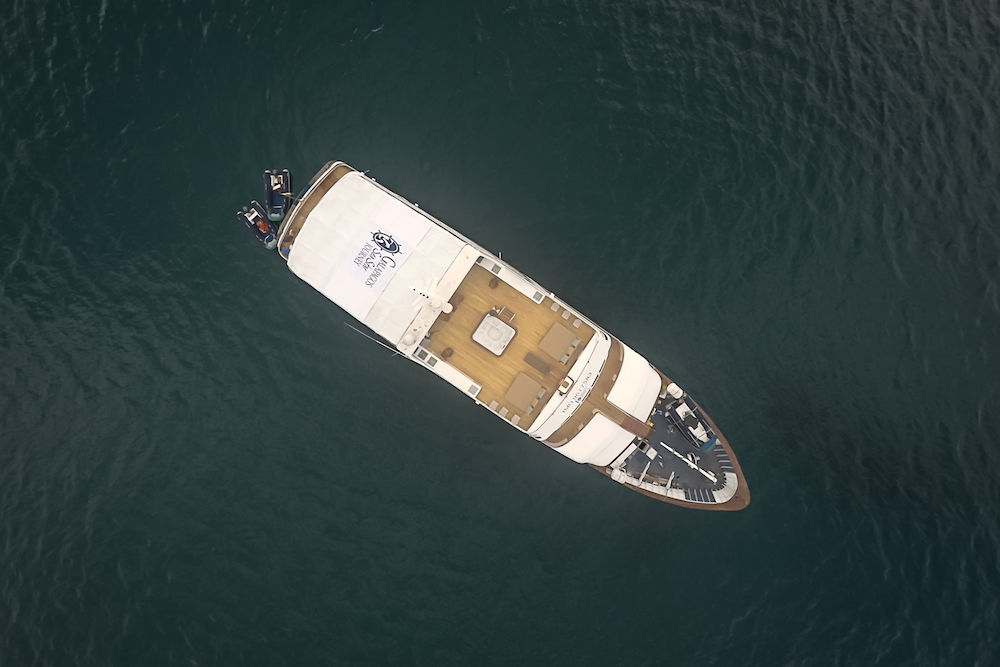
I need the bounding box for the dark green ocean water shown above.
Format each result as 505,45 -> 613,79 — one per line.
2,1 -> 999,664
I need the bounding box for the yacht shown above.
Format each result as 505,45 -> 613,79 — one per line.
272,161 -> 749,509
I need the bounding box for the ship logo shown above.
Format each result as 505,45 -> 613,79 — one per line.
372,231 -> 401,254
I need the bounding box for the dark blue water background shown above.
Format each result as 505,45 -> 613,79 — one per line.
2,1 -> 999,664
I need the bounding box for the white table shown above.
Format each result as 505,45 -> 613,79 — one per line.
472,314 -> 516,356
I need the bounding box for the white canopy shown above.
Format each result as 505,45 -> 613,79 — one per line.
606,343 -> 661,421
555,413 -> 636,466
287,172 -> 466,344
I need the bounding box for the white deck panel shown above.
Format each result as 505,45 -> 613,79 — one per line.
606,343 -> 661,422
287,172 -> 465,343
553,412 -> 635,466
364,224 -> 464,343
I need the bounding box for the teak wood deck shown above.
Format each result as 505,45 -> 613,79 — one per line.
425,265 -> 596,427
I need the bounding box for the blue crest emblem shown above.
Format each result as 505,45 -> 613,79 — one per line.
372,231 -> 400,254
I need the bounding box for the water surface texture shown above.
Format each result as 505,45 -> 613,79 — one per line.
2,1 -> 999,664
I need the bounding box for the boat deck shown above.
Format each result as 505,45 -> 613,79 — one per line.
622,398 -> 730,495
591,385 -> 749,510
424,264 -> 596,428
277,162 -> 355,259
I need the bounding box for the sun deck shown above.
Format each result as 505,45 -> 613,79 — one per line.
424,263 -> 596,428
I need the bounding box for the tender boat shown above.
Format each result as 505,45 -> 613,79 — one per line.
263,169 -> 293,222
270,161 -> 750,509
237,200 -> 277,250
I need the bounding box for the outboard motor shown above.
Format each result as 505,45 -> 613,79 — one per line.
237,200 -> 277,250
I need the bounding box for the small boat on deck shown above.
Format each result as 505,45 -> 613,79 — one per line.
263,169 -> 293,222
237,200 -> 277,250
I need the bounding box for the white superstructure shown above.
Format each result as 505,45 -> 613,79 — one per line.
273,161 -> 749,509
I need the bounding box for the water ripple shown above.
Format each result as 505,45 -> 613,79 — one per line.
2,0 -> 1000,664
